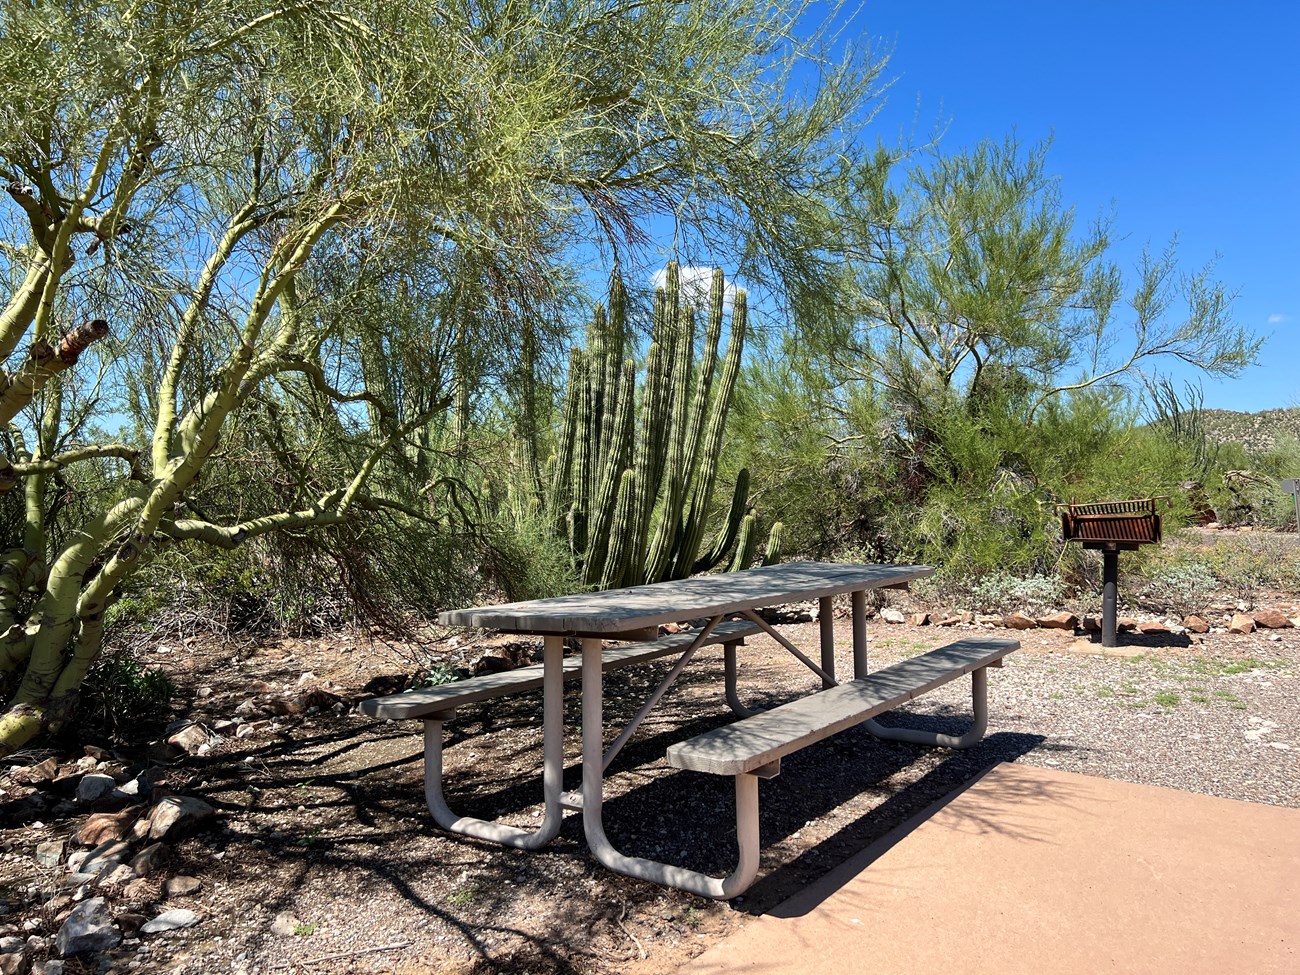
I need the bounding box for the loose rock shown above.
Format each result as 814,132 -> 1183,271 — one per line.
1003,612 -> 1037,630
54,898 -> 120,957
14,758 -> 58,785
166,724 -> 209,757
1183,615 -> 1211,633
1252,607 -> 1291,629
1037,612 -> 1079,630
879,607 -> 906,624
81,839 -> 132,877
35,841 -> 64,869
77,808 -> 139,847
147,796 -> 215,841
74,775 -> 115,804
127,844 -> 167,877
1228,613 -> 1256,634
163,876 -> 201,898
97,864 -> 138,889
0,935 -> 29,975
269,913 -> 302,938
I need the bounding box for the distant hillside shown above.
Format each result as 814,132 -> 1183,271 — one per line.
1201,408 -> 1300,455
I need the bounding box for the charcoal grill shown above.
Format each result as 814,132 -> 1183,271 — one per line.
1060,498 -> 1164,647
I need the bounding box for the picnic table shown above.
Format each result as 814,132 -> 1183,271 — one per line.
362,561 -> 1020,898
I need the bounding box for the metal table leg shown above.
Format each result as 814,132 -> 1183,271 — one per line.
723,641 -> 757,717
851,589 -> 868,678
421,634 -> 565,849
579,636 -> 761,899
819,595 -> 836,688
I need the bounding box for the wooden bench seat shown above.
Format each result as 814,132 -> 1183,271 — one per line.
667,637 -> 1020,775
359,617 -> 762,721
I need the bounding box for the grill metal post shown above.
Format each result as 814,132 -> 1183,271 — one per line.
1101,549 -> 1119,648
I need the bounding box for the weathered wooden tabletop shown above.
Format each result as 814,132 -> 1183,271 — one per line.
438,561 -> 933,634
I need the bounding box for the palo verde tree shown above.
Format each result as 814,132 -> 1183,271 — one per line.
767,137 -> 1262,571
0,0 -> 883,754
828,137 -> 1259,425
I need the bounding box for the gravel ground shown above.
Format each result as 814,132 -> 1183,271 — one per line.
2,614 -> 1298,975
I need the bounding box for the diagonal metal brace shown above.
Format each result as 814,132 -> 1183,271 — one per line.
740,608 -> 838,687
600,614 -> 724,772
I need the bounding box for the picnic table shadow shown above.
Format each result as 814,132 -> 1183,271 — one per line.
175,665 -> 1055,975
194,676 -> 1049,920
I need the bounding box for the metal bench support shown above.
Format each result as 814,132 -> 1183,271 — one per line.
864,666 -> 989,749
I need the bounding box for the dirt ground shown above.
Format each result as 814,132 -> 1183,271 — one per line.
2,566 -> 1298,975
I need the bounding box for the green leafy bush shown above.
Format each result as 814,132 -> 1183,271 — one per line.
82,655 -> 175,740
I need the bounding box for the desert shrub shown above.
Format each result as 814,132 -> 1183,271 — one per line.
964,573 -> 1066,615
81,655 -> 175,741
1204,535 -> 1300,606
477,504 -> 584,603
1139,560 -> 1219,618
725,353 -> 892,559
917,570 -> 1065,615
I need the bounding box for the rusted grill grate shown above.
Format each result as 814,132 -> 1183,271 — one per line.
1060,497 -> 1162,548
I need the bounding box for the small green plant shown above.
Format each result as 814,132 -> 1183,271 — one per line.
294,828 -> 324,848
293,922 -> 317,937
1212,688 -> 1245,708
1153,690 -> 1180,707
683,906 -> 702,928
423,663 -> 465,687
448,885 -> 477,906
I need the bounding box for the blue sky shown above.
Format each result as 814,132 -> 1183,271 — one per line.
837,0 -> 1299,412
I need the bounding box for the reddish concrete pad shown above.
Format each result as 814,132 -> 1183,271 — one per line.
683,763 -> 1300,975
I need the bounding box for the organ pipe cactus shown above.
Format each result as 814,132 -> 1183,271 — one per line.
548,265 -> 779,588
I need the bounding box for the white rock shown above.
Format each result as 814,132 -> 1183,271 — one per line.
269,913 -> 301,937
140,910 -> 198,934
97,864 -> 138,888
35,841 -> 63,869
